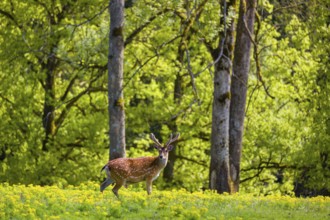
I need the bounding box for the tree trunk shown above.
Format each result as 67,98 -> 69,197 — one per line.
108,0 -> 126,160
42,65 -> 56,152
209,64 -> 232,193
229,0 -> 257,193
209,0 -> 236,193
163,73 -> 182,182
41,42 -> 59,152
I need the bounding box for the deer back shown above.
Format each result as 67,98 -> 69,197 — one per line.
107,156 -> 165,182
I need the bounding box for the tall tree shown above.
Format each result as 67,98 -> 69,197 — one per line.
108,0 -> 126,160
229,0 -> 257,193
163,0 -> 208,184
209,0 -> 237,193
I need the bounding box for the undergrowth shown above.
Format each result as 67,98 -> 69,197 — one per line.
1,182 -> 329,219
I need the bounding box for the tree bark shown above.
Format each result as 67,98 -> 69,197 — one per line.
229,0 -> 257,193
163,73 -> 182,182
108,0 -> 126,160
41,54 -> 57,152
41,11 -> 62,152
209,0 -> 236,194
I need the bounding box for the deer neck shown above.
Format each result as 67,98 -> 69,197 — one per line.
154,156 -> 168,169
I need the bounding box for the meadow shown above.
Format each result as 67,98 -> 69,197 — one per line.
1,182 -> 329,220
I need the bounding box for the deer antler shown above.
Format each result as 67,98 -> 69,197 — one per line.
165,133 -> 180,147
150,133 -> 162,147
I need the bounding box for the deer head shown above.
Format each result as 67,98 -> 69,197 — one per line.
150,133 -> 180,162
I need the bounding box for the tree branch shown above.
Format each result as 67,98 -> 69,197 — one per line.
54,68 -> 107,134
69,5 -> 108,39
60,74 -> 78,102
54,86 -> 106,134
194,38 -> 226,78
0,9 -> 21,28
169,99 -> 197,122
240,160 -> 299,183
176,155 -> 208,168
0,93 -> 14,105
253,11 -> 275,99
271,2 -> 306,15
123,54 -> 157,89
33,0 -> 52,18
245,83 -> 261,115
185,47 -> 200,105
177,0 -> 209,64
194,0 -> 234,77
123,34 -> 181,90
125,8 -> 170,47
0,9 -> 15,21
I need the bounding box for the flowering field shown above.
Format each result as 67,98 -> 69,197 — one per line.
1,182 -> 329,219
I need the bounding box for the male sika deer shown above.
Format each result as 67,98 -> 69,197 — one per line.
100,133 -> 180,198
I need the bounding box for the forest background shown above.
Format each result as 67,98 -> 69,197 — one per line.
0,0 -> 329,197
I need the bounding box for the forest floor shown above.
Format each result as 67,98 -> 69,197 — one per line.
1,182 -> 329,219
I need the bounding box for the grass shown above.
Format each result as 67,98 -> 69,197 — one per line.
1,182 -> 329,219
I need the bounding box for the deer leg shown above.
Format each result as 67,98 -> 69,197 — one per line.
100,166 -> 114,192
146,178 -> 153,195
100,177 -> 113,192
112,182 -> 123,198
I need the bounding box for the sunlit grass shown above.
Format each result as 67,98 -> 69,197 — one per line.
1,182 -> 329,219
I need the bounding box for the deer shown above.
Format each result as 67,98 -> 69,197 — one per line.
100,133 -> 180,198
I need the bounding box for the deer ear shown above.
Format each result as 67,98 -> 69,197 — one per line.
167,145 -> 174,151
154,145 -> 161,150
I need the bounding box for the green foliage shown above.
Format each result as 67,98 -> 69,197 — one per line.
0,0 -> 329,195
1,183 -> 329,219
0,0 -> 110,185
239,0 -> 330,195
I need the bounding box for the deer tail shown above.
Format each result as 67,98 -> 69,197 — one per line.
100,164 -> 107,173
